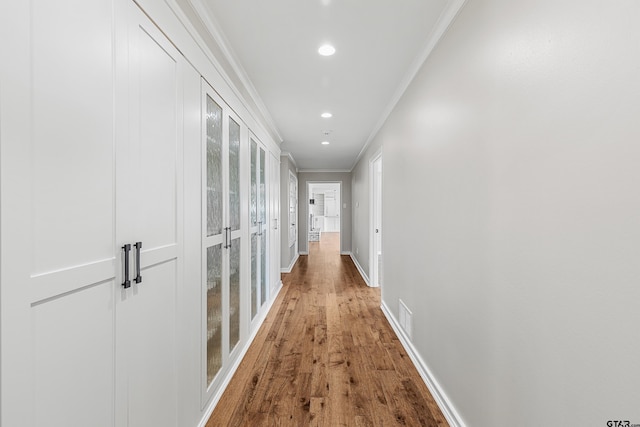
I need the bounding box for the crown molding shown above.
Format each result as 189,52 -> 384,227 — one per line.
351,0 -> 468,170
280,152 -> 299,171
188,0 -> 284,144
298,169 -> 352,174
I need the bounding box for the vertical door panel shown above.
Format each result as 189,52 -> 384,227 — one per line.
229,237 -> 241,351
32,0 -> 115,275
206,243 -> 223,384
1,0 -> 116,425
116,5 -> 182,426
206,96 -> 224,238
202,85 -> 225,396
125,262 -> 177,427
229,118 -> 241,232
250,232 -> 258,320
270,153 -> 280,294
136,29 -> 178,249
259,148 -> 267,306
34,281 -> 115,427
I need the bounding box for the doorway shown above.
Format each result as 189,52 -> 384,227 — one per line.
370,154 -> 382,287
307,182 -> 341,254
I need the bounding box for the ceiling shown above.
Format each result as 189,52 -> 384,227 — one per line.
187,0 -> 463,171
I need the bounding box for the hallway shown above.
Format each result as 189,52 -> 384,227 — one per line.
207,232 -> 447,426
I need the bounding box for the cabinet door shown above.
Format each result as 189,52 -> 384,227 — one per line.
249,136 -> 269,323
270,152 -> 281,294
1,1 -> 116,426
202,82 -> 246,400
115,2 -> 183,426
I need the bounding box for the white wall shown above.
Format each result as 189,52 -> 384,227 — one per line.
352,0 -> 640,425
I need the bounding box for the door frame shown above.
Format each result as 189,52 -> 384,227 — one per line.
306,181 -> 342,252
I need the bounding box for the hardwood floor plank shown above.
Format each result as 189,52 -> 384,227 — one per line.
206,232 -> 449,426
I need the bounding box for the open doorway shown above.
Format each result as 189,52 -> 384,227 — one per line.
307,182 -> 341,254
370,154 -> 382,287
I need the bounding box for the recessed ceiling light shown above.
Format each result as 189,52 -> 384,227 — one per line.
318,44 -> 336,56
321,112 -> 332,118
321,141 -> 330,145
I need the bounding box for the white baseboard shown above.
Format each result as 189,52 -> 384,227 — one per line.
280,253 -> 300,273
348,252 -> 370,286
380,301 -> 466,427
198,280 -> 284,427
298,251 -> 308,255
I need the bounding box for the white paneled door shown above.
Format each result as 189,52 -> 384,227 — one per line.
1,1 -> 188,426
115,2 -> 184,426
1,0 -> 117,426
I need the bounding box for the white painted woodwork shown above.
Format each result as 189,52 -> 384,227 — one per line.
288,171 -> 298,248
249,134 -> 269,325
1,1 -> 282,426
200,81 -> 247,402
269,151 -> 281,293
114,2 -> 184,425
1,0 -> 116,425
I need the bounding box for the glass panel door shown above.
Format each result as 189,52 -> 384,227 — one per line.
202,83 -> 245,399
204,93 -> 224,386
259,148 -> 267,306
249,136 -> 268,320
228,117 -> 241,353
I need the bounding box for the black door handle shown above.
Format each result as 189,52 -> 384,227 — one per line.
224,227 -> 231,249
122,244 -> 131,288
134,241 -> 142,284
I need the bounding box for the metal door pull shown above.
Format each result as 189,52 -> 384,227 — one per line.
122,244 -> 131,288
134,241 -> 142,284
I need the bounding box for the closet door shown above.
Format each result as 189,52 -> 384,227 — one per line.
202,81 -> 245,399
269,152 -> 281,293
0,1 -> 116,426
115,2 -> 183,426
249,136 -> 268,322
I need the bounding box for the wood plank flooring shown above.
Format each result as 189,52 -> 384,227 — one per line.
206,232 -> 448,426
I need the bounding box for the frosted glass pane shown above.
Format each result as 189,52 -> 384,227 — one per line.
229,118 -> 241,231
251,232 -> 258,320
207,96 -> 223,237
250,139 -> 257,226
260,231 -> 267,306
259,148 -> 266,223
229,238 -> 240,351
206,244 -> 222,385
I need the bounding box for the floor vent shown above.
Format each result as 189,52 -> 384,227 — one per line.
398,299 -> 413,339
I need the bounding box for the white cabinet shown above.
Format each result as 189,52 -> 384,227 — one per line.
269,152 -> 281,294
1,1 -> 117,425
1,1 -> 282,426
201,81 -> 246,399
249,135 -> 269,322
114,3 -> 186,425
1,1 -> 188,426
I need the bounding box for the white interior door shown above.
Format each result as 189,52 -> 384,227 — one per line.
249,136 -> 268,322
371,155 -> 383,288
289,171 -> 298,251
270,152 -> 281,293
115,3 -> 183,425
1,1 -> 116,426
